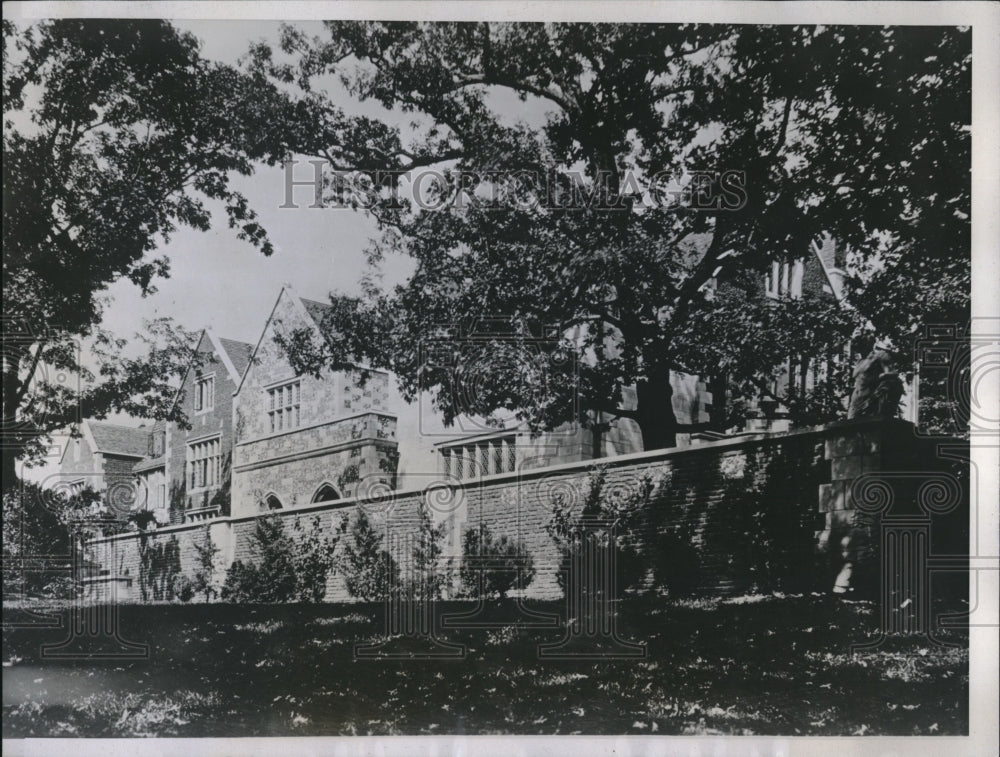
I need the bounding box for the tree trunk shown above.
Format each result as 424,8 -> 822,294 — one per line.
635,370 -> 678,450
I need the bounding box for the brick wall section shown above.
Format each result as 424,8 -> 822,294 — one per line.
167,335 -> 240,520
83,418 -> 961,604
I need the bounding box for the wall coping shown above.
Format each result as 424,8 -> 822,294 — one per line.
85,417 -> 914,546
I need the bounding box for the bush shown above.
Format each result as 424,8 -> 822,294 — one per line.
459,523 -> 535,599
221,515 -> 296,603
170,574 -> 195,603
221,514 -> 339,603
290,515 -> 338,602
191,527 -> 221,602
545,468 -> 647,598
337,508 -> 399,601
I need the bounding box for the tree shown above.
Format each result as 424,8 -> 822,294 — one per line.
2,19 -> 302,485
220,514 -> 297,603
337,508 -> 400,601
191,526 -> 221,603
409,500 -> 449,599
264,22 -> 969,449
290,515 -> 339,602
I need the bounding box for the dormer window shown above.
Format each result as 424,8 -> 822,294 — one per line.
194,375 -> 215,413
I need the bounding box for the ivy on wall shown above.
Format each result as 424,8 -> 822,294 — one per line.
138,533 -> 182,601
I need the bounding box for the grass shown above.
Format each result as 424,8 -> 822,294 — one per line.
2,594 -> 968,737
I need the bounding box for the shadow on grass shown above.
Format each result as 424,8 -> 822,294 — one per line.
2,594 -> 968,737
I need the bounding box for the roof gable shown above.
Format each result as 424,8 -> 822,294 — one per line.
217,337 -> 254,379
86,421 -> 150,458
300,297 -> 333,326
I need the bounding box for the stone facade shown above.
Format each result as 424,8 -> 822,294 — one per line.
434,374 -> 714,479
230,288 -> 398,516
164,331 -> 251,523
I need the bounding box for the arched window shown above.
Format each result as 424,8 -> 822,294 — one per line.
311,483 -> 340,503
265,494 -> 283,510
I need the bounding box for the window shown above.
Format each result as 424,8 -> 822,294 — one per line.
266,494 -> 283,510
442,436 -> 517,480
187,437 -> 221,490
194,375 -> 215,413
312,484 -> 339,503
764,259 -> 804,299
267,380 -> 301,433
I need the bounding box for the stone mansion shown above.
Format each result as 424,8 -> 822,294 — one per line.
59,287 -> 398,525
60,235 -> 863,524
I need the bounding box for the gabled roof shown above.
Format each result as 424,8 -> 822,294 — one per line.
216,337 -> 254,380
133,455 -> 165,473
300,297 -> 333,325
85,421 -> 149,458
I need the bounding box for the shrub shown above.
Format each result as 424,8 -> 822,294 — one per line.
459,523 -> 535,599
545,468 -> 647,598
220,514 -> 296,603
191,527 -> 221,602
337,508 -> 399,601
290,515 -> 338,602
170,574 -> 195,603
221,514 -> 339,603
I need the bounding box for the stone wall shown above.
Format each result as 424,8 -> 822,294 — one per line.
83,418 -> 966,604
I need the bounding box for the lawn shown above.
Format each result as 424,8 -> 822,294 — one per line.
2,595 -> 967,737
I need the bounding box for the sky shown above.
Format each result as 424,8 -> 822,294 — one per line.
23,19 -> 553,488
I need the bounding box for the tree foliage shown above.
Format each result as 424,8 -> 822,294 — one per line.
264,22 -> 969,448
2,481 -> 109,598
408,500 -> 449,599
2,19 -> 300,483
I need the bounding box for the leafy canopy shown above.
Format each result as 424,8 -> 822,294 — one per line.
263,22 -> 968,448
2,19 -> 302,477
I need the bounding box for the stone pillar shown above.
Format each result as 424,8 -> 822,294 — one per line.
207,519 -> 234,588
818,419 -> 916,596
